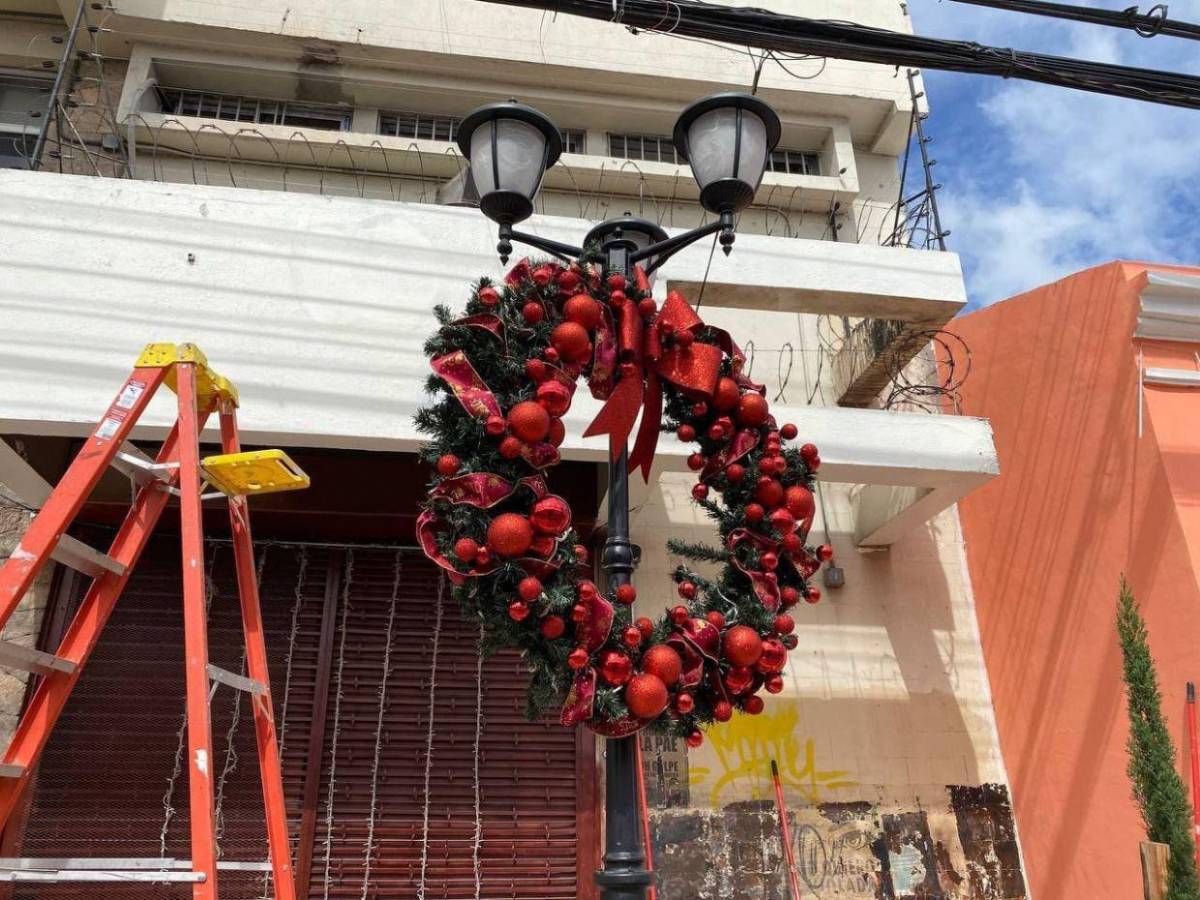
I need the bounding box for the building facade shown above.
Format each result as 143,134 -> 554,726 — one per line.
0,1 -> 1025,898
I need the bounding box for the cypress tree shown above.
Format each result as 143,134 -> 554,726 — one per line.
1118,578 -> 1200,899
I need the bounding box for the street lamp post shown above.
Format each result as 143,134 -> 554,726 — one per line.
457,92 -> 780,900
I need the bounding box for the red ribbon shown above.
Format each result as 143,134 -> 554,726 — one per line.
727,529 -> 783,612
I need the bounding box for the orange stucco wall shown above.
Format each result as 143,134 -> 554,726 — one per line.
948,261 -> 1200,900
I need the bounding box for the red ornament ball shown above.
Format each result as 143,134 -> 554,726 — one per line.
622,625 -> 643,648
692,483 -> 710,501
478,286 -> 500,307
769,508 -> 796,535
541,615 -> 566,640
713,700 -> 733,723
670,605 -> 690,625
723,625 -> 764,667
536,380 -> 572,417
525,358 -> 547,382
817,544 -> 834,562
436,454 -> 460,477
677,424 -> 696,442
687,453 -> 706,471
454,537 -> 479,563
755,479 -> 784,509
780,586 -> 800,608
607,273 -> 627,292
625,673 -> 669,719
686,730 -> 704,748
713,377 -> 741,412
609,290 -> 627,307
574,544 -> 589,564
568,647 -> 589,670
543,346 -> 560,363
726,464 -> 746,483
725,666 -> 754,695
530,496 -> 571,536
707,423 -> 725,442
675,692 -> 695,714
498,436 -> 522,459
809,455 -> 821,472
782,533 -> 803,555
616,583 -> 637,605
508,600 -> 530,622
641,644 -> 683,686
677,581 -> 697,600
598,650 -> 634,686
635,617 -> 654,640
758,638 -> 788,673
706,610 -> 726,629
743,695 -> 765,715
782,634 -> 799,650
774,613 -> 795,635
558,269 -> 581,291
765,674 -> 785,694
675,329 -> 695,348
487,514 -> 534,559
785,485 -> 815,522
551,321 -> 591,362
780,423 -> 798,440
564,294 -> 602,330
531,266 -> 554,287
474,546 -> 492,567
761,552 -> 779,572
518,577 -> 543,602
485,415 -> 506,437
745,503 -> 765,524
522,301 -> 545,324
548,417 -> 565,447
691,401 -> 708,417
806,587 -> 822,605
800,443 -> 819,462
638,297 -> 657,317
736,393 -> 770,427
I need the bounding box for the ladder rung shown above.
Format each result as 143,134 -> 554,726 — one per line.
109,443 -> 177,487
0,765 -> 26,779
0,858 -> 271,882
206,664 -> 266,695
49,535 -> 125,579
0,640 -> 76,677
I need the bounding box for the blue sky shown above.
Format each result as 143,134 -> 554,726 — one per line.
906,0 -> 1200,308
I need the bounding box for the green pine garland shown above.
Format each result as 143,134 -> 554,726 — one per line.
416,256 -> 828,740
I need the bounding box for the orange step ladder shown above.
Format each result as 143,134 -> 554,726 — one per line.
0,343 -> 309,897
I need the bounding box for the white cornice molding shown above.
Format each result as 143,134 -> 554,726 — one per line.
1137,270 -> 1200,343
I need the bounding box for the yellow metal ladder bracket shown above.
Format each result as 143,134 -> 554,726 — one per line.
201,449 -> 310,497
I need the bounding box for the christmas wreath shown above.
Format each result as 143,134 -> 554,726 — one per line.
416,258 -> 829,744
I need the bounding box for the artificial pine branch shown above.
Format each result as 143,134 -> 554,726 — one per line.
667,538 -> 730,563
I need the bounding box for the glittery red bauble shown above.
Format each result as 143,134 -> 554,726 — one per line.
487,514 -> 533,559
525,359 -> 547,382
548,417 -> 565,447
478,286 -> 500,307
670,605 -> 690,625
554,270 -> 578,292
725,666 -> 754,694
677,424 -> 696,442
737,393 -> 770,426
806,587 -> 821,604
564,294 -> 602,330
769,508 -> 796,535
568,647 -> 589,669
485,415 -> 506,436
765,675 -> 784,694
774,614 -> 795,635
782,634 -> 799,650
541,615 -> 565,639
552,321 -> 591,362
606,273 -> 626,292
761,552 -> 778,572
785,485 -> 815,522
758,638 -> 787,673
706,610 -> 726,629
726,464 -> 745,483
800,443 -> 819,462
755,479 -> 784,509
692,483 -> 709,501
780,586 -> 800,608
641,644 -> 683,686
677,581 -> 696,600
713,700 -> 733,722
530,496 -> 571,536
743,695 -> 765,715
575,544 -> 589,564
609,290 -> 627,307
475,547 -> 492,567
499,436 -> 522,459
712,377 -> 740,412
436,454 -> 460,477
508,600 -> 530,622
780,423 -> 798,440
782,533 -> 803,555
454,537 -> 479,562
616,584 -> 637,605
543,347 -> 560,363
532,265 -> 554,287
745,503 -> 765,524
707,423 -> 725,441
809,456 -> 821,471
686,730 -> 704,748
529,534 -> 555,558
675,692 -> 695,714
723,625 -> 763,667
625,673 -> 669,719
638,298 -> 657,317
818,544 -> 834,562
687,453 -> 705,471
518,577 -> 543,602
522,301 -> 545,324
691,401 -> 708,417
536,380 -> 572,416
623,625 -> 643,648
598,650 -> 633,686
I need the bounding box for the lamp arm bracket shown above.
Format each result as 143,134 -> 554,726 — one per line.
633,212 -> 735,275
501,223 -> 584,264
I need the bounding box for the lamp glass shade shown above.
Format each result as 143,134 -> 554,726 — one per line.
686,106 -> 768,193
469,118 -> 549,199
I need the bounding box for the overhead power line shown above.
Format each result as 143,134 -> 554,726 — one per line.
473,0 -> 1200,109
945,0 -> 1200,42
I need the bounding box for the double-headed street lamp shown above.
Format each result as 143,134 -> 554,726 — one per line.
457,91 -> 781,900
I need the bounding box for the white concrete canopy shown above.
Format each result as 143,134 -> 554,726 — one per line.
0,170 -> 995,545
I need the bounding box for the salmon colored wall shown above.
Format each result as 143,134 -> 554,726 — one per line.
948,261 -> 1200,900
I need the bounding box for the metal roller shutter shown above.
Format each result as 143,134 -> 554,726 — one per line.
11,540 -> 580,900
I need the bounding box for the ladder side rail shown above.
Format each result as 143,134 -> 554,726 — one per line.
0,367 -> 169,628
176,365 -> 219,900
0,414 -> 202,826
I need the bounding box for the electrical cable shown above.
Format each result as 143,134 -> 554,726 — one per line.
474,0 -> 1200,109
944,0 -> 1200,41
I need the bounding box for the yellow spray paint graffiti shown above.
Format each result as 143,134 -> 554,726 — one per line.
690,705 -> 857,807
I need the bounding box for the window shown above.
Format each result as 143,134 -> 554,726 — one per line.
766,148 -> 821,176
0,74 -> 52,169
608,132 -> 680,165
158,88 -> 351,132
379,110 -> 586,154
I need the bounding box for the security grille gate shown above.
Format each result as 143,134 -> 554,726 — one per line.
9,538 -> 580,899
